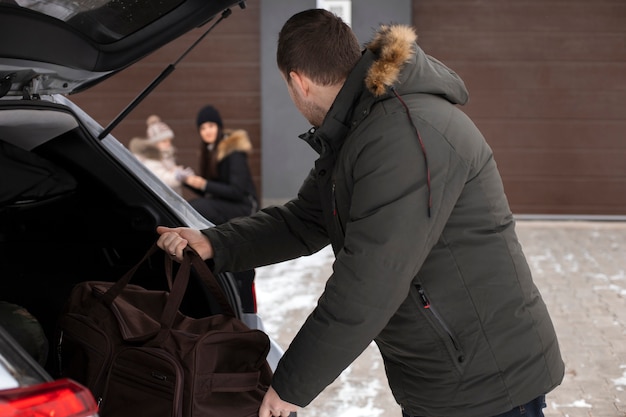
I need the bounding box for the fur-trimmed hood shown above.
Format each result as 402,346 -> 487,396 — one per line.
364,24 -> 468,104
215,129 -> 252,162
299,24 -> 469,155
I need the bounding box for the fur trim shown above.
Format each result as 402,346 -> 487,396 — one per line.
216,129 -> 252,161
365,25 -> 417,97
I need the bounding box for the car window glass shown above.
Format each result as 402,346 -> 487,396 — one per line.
4,0 -> 184,43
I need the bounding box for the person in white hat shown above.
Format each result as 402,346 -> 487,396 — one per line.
129,115 -> 193,195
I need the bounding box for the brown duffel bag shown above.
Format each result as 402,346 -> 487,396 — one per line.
57,243 -> 272,417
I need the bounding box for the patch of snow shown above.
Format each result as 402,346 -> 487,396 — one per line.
614,367 -> 626,387
553,399 -> 593,409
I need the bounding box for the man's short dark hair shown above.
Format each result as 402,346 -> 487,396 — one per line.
277,9 -> 362,86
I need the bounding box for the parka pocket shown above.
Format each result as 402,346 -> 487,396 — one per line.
415,284 -> 466,373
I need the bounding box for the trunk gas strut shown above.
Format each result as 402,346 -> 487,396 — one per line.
98,1 -> 246,140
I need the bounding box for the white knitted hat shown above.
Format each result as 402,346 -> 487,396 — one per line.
146,115 -> 174,143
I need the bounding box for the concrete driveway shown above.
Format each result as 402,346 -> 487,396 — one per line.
255,220 -> 626,417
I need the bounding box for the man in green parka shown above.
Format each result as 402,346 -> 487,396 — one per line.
157,8 -> 564,417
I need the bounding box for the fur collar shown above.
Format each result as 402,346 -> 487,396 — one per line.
364,25 -> 417,97
216,129 -> 252,161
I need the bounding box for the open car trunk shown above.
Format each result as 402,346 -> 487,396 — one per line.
0,99 -> 242,375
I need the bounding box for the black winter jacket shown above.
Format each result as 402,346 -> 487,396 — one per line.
188,129 -> 257,224
202,25 -> 564,417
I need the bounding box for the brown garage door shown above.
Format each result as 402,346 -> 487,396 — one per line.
413,0 -> 626,215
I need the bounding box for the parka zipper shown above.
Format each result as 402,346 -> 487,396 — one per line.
331,180 -> 345,235
416,285 -> 465,364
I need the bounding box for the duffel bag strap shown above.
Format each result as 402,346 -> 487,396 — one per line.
100,243 -> 160,305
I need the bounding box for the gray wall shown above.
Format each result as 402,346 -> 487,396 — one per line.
260,0 -> 412,205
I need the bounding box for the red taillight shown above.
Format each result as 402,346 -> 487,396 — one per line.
251,280 -> 258,313
0,378 -> 98,417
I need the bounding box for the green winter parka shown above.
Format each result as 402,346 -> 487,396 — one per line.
202,25 -> 564,417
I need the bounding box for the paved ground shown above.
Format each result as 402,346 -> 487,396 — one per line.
517,221 -> 626,417
256,220 -> 626,417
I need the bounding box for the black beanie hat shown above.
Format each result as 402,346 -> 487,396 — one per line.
196,105 -> 223,129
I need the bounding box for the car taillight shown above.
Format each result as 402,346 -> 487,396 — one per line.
251,279 -> 258,313
0,378 -> 98,417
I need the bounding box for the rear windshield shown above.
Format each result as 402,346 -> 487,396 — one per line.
4,0 -> 184,43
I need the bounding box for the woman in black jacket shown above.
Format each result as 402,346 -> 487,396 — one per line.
184,105 -> 259,312
184,105 -> 258,225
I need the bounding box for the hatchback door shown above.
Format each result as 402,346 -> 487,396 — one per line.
0,0 -> 245,97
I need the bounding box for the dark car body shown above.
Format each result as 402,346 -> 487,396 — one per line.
0,0 -> 284,413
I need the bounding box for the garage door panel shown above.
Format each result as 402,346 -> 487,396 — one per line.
80,65 -> 259,97
461,90 -> 625,120
136,33 -> 259,63
448,62 -> 626,92
415,1 -> 625,215
504,178 -> 626,215
415,1 -> 626,33
493,149 -> 626,177
162,66 -> 260,91
417,33 -> 626,62
475,120 -> 626,149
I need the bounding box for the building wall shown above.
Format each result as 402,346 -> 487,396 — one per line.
260,0 -> 412,204
71,1 -> 626,215
412,0 -> 626,215
71,2 -> 260,202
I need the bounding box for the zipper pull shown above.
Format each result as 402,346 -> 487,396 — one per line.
417,286 -> 430,309
331,182 -> 337,216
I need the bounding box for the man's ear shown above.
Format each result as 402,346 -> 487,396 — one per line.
289,71 -> 310,97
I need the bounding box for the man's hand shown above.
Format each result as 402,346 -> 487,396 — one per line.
259,386 -> 299,417
156,226 -> 213,261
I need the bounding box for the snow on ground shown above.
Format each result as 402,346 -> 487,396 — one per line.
255,245 -> 396,417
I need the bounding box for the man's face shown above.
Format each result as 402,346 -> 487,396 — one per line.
285,75 -> 326,128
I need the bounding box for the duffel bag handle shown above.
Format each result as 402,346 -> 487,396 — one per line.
99,242 -> 236,332
159,247 -> 236,331
185,247 -> 236,317
99,243 -> 160,305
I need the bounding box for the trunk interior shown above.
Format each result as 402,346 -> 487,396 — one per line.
0,100 -> 230,376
